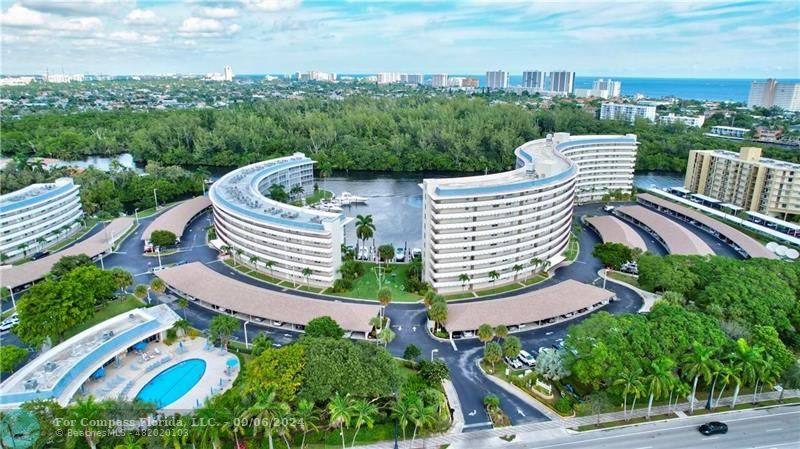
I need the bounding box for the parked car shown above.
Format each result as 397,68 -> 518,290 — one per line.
698,422 -> 728,436
0,314 -> 20,332
603,205 -> 615,212
31,251 -> 49,261
504,356 -> 523,370
517,350 -> 536,366
272,321 -> 284,327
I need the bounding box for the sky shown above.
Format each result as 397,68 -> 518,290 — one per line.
0,0 -> 798,78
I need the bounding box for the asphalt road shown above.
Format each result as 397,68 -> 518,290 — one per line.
470,406 -> 800,449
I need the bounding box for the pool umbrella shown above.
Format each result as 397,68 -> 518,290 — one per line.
226,357 -> 238,375
91,367 -> 106,379
132,341 -> 147,351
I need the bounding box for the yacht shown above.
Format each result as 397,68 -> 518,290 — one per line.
338,192 -> 368,205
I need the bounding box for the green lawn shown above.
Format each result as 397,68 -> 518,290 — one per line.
475,282 -> 525,297
325,262 -> 422,302
564,235 -> 580,261
136,201 -> 182,219
63,295 -> 145,340
46,217 -> 102,253
523,273 -> 548,285
606,271 -> 640,289
442,291 -> 476,301
302,189 -> 333,206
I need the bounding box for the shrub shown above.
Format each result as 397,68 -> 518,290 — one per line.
554,396 -> 575,414
483,394 -> 500,409
331,278 -> 353,293
339,260 -> 364,281
403,344 -> 421,361
150,230 -> 177,247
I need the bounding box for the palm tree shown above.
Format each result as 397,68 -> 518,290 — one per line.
540,260 -> 551,276
177,297 -> 189,320
529,257 -> 542,275
264,259 -> 275,277
731,338 -> 762,408
18,242 -> 28,256
392,396 -> 412,442
349,399 -> 378,447
133,284 -> 148,301
302,267 -> 313,285
512,264 -> 523,281
66,397 -> 105,449
114,434 -> 147,449
250,255 -> 259,270
243,386 -> 284,449
377,287 -> 392,324
378,327 -> 395,347
193,406 -> 224,449
613,367 -> 643,421
234,248 -> 243,266
488,270 -> 500,285
290,184 -> 305,200
355,214 -> 376,250
150,277 -> 166,295
645,357 -> 676,419
671,381 -> 691,413
274,403 -> 296,449
682,342 -> 716,414
408,398 -> 436,448
458,273 -> 470,290
328,392 -> 354,449
294,399 -> 319,449
477,323 -> 494,347
494,325 -> 508,340
173,319 -> 190,338
219,244 -> 231,255
713,363 -> 738,409
161,414 -> 190,449
753,354 -> 781,404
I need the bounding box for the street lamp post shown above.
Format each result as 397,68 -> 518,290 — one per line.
7,286 -> 15,309
156,247 -> 162,270
153,189 -> 159,211
603,267 -> 608,289
243,320 -> 251,348
430,348 -> 439,361
146,287 -> 151,304
134,208 -> 140,226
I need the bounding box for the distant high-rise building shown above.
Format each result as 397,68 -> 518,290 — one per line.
401,74 -> 424,85
747,79 -> 800,112
549,71 -> 575,94
431,74 -> 448,88
658,113 -> 705,128
486,70 -> 509,89
377,72 -> 402,84
223,65 -> 233,81
296,71 -> 337,82
591,78 -> 622,98
522,71 -> 545,90
462,78 -> 479,88
600,103 -> 656,123
44,73 -> 84,83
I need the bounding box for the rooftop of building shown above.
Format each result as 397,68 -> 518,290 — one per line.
0,177 -> 76,214
704,148 -> 800,170
209,153 -> 344,231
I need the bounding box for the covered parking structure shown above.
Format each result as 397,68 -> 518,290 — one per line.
0,217 -> 134,290
637,193 -> 777,259
141,196 -> 211,243
584,215 -> 647,252
156,262 -> 380,336
613,205 -> 713,256
444,280 -> 614,337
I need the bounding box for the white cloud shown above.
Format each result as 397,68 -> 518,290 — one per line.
202,7 -> 239,19
19,0 -> 134,17
227,23 -> 242,34
242,0 -> 302,12
124,9 -> 163,25
180,17 -> 224,33
108,31 -> 159,44
0,4 -> 46,27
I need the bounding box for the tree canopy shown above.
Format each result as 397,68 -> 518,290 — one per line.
304,316 -> 345,339
149,230 -> 177,247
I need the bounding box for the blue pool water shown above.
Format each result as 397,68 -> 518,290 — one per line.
135,359 -> 206,408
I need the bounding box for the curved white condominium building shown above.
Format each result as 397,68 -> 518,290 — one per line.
209,153 -> 346,287
421,133 -> 638,293
0,177 -> 83,262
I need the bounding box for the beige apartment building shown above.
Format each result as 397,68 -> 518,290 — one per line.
684,147 -> 800,220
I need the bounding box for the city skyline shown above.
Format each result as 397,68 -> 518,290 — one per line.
0,0 -> 798,78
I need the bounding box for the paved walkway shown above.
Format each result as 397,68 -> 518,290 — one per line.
598,269 -> 660,312
355,389 -> 800,448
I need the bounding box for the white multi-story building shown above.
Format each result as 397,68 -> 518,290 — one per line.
296,71 -> 337,82
421,133 -> 638,293
486,70 -> 509,89
549,71 -> 575,94
377,72 -> 402,84
591,79 -> 622,99
44,73 -> 84,83
0,178 -> 83,262
747,79 -> 800,112
402,74 -> 424,85
431,74 -> 449,88
522,71 -> 545,90
600,103 -> 657,123
708,125 -> 748,139
223,65 -> 233,81
659,113 -> 705,128
209,153 -> 347,287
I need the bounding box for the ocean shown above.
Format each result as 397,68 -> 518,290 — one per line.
245,73 -> 800,103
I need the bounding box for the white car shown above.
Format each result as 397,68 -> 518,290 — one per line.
517,350 -> 536,367
0,314 -> 19,332
504,356 -> 523,370
272,321 -> 284,327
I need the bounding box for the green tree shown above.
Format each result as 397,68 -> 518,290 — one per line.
427,300 -> 448,333
327,393 -> 354,449
403,344 -> 421,361
209,314 -> 238,349
682,342 -> 717,414
109,267 -> 134,292
0,346 -> 28,372
614,367 -> 644,421
268,183 -> 289,203
354,214 -> 376,249
488,270 -> 500,285
133,284 -> 148,301
477,323 -> 494,347
408,397 -> 436,448
502,335 -> 522,359
458,273 -> 470,290
730,338 -> 763,408
149,230 -> 177,247
512,264 -> 523,280
484,341 -> 503,373
349,399 -> 378,447
494,325 -> 508,340
377,287 -> 392,318
535,348 -> 571,382
392,396 -> 413,442
305,316 -> 345,339
177,297 -> 189,320
50,253 -> 93,278
244,344 -> 304,402
15,276 -> 94,345
251,332 -> 273,357
302,267 -> 313,285
294,398 -> 319,449
242,386 -> 286,449
645,357 -> 676,419
592,242 -> 637,270
418,359 -> 450,385
778,362 -> 800,403
377,244 -> 395,264
377,327 -> 395,347
149,277 -> 166,295
65,397 -> 106,449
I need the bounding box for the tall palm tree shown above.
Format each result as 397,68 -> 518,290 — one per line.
250,255 -> 259,270
264,259 -> 275,277
377,288 -> 392,323
274,403 -> 296,449
302,267 -> 313,285
613,367 -> 643,421
540,260 -> 551,276
66,397 -> 105,449
494,325 -> 508,340
354,214 -> 376,250
458,273 -> 470,290
670,381 -> 691,413
714,363 -> 738,409
408,398 -> 436,448
731,338 -> 763,408
477,324 -> 494,347
234,248 -> 243,267
753,354 -> 781,404
243,386 -> 284,449
290,184 -> 305,200
328,393 -> 354,449
349,399 -> 378,448
645,357 -> 676,419
378,327 -> 396,347
392,396 -> 412,442
682,342 -> 716,414
150,277 -> 166,295
529,257 -> 542,275
161,414 -> 190,449
294,399 -> 319,449
512,264 -> 523,281
177,298 -> 189,320
488,270 -> 500,285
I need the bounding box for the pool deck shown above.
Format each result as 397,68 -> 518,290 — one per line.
79,337 -> 238,412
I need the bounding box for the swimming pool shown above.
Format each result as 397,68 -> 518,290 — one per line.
135,359 -> 206,408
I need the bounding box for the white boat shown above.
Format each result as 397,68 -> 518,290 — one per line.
338,192 -> 368,205
313,201 -> 343,213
